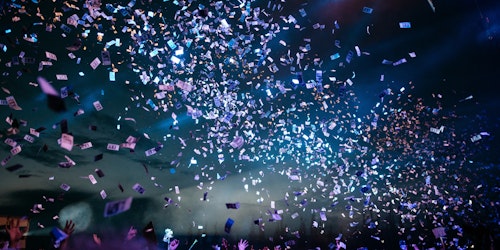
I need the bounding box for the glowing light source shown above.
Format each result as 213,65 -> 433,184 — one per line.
58,202 -> 92,232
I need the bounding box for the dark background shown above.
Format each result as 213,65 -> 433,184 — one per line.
1,0 -> 499,249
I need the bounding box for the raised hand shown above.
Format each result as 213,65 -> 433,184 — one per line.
126,226 -> 137,241
169,239 -> 179,250
60,220 -> 75,250
238,239 -> 249,250
63,220 -> 75,236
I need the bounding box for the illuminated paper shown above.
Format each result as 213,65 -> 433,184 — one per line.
89,174 -> 97,184
107,143 -> 120,151
10,145 -> 22,155
90,57 -> 101,69
104,197 -> 133,217
6,96 -> 22,110
399,22 -> 411,28
60,133 -> 74,151
80,142 -> 93,150
45,51 -> 58,61
56,74 -> 68,80
93,101 -> 103,111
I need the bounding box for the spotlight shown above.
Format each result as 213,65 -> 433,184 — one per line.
58,202 -> 93,232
